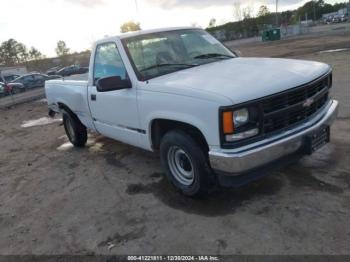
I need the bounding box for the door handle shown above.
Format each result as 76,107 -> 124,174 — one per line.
91,94 -> 96,101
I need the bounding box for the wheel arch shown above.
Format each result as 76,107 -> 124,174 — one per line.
57,102 -> 74,115
57,102 -> 85,126
150,118 -> 209,153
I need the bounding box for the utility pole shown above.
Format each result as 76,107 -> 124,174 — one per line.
313,0 -> 316,21
134,0 -> 139,22
275,0 -> 279,27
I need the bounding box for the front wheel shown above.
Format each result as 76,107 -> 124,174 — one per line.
11,87 -> 19,94
160,130 -> 215,197
62,110 -> 87,147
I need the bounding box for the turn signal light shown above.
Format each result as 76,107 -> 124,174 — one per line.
222,111 -> 234,134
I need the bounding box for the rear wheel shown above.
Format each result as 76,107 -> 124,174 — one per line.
62,110 -> 87,147
11,87 -> 19,94
160,130 -> 215,197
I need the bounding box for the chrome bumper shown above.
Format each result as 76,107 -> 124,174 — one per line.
209,100 -> 339,175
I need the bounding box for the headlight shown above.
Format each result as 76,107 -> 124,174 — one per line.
233,108 -> 249,127
221,106 -> 260,143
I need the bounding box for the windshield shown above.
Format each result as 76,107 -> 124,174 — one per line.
123,29 -> 235,81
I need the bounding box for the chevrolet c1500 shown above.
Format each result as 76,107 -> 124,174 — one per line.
45,27 -> 338,196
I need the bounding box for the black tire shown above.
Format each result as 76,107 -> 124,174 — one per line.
11,87 -> 19,94
62,110 -> 87,147
160,130 -> 215,197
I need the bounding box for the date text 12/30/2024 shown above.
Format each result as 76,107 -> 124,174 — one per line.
127,255 -> 220,261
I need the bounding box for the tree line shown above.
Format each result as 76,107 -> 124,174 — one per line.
0,39 -> 71,67
207,0 -> 348,40
0,20 -> 142,68
210,0 -> 348,27
0,39 -> 44,66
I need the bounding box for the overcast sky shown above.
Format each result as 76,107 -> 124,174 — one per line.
0,0 -> 345,56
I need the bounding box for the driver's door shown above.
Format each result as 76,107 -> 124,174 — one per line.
24,75 -> 35,89
87,42 -> 141,147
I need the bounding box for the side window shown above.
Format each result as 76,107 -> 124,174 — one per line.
24,76 -> 33,82
93,42 -> 127,85
34,75 -> 44,80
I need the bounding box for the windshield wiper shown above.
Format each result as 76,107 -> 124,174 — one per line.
140,63 -> 198,72
193,53 -> 234,59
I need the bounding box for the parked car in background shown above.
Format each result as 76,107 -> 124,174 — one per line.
0,82 -> 8,97
324,15 -> 334,24
46,66 -> 61,76
0,82 -> 24,95
47,75 -> 62,80
6,82 -> 25,94
57,65 -> 89,77
0,76 -> 25,94
340,14 -> 348,22
332,15 -> 342,23
3,74 -> 20,82
11,73 -> 61,90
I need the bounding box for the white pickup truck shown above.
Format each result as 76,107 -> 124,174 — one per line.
46,27 -> 338,196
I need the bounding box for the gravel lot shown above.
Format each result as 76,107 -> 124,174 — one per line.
0,31 -> 350,255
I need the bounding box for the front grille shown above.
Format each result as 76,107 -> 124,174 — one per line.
261,73 -> 330,135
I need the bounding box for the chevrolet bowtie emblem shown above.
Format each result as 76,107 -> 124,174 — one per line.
303,98 -> 314,108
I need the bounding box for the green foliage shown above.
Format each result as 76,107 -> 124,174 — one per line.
0,39 -> 20,65
208,18 -> 216,28
28,47 -> 44,60
120,21 -> 141,33
242,6 -> 253,19
55,40 -> 70,57
208,17 -> 260,40
296,0 -> 348,21
207,1 -> 349,41
258,5 -> 270,17
0,39 -> 44,66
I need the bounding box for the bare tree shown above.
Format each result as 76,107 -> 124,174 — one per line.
243,6 -> 253,19
258,5 -> 270,17
55,41 -> 70,56
233,0 -> 242,21
28,47 -> 44,61
16,43 -> 28,64
208,18 -> 217,28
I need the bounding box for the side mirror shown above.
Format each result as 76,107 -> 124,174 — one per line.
96,76 -> 132,92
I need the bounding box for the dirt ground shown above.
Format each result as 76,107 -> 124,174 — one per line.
1,31 -> 350,255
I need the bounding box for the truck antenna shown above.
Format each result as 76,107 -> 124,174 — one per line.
134,0 -> 140,23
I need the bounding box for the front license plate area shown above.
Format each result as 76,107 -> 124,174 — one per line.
304,126 -> 330,155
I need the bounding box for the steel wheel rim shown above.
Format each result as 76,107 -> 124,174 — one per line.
167,146 -> 194,186
66,118 -> 76,141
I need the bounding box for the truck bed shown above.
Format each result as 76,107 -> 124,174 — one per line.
45,74 -> 93,129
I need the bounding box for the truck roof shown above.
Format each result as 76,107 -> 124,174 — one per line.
95,26 -> 197,44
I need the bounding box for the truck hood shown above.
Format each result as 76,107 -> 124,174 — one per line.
147,57 -> 331,104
